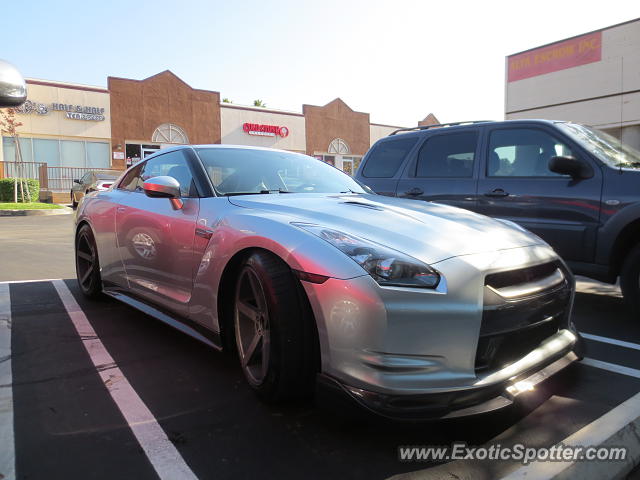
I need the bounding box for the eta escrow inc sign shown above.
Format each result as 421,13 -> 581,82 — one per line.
243,123 -> 289,137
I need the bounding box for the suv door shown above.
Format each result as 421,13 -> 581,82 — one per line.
357,135 -> 419,196
475,125 -> 602,263
396,129 -> 479,210
113,150 -> 200,316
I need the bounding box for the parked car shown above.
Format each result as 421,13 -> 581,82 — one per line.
71,170 -> 120,208
75,145 -> 581,419
356,119 -> 640,314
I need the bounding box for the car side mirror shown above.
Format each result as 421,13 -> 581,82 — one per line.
73,179 -> 81,184
549,156 -> 593,179
0,59 -> 27,107
143,176 -> 183,209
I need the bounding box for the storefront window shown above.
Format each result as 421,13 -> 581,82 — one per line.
86,142 -> 110,168
2,137 -> 33,163
61,140 -> 85,167
2,136 -> 109,168
33,139 -> 60,167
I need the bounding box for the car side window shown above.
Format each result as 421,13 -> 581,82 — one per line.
118,164 -> 144,191
488,128 -> 574,177
415,131 -> 477,178
362,137 -> 418,178
140,151 -> 196,197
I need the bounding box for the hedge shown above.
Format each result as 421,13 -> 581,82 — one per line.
0,178 -> 40,202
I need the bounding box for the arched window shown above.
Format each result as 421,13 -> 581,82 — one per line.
152,123 -> 189,144
328,138 -> 350,155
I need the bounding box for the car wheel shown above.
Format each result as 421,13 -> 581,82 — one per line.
620,243 -> 640,314
75,224 -> 102,298
233,251 -> 317,402
71,192 -> 78,209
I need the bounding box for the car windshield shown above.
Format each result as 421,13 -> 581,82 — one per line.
195,147 -> 367,195
558,122 -> 640,169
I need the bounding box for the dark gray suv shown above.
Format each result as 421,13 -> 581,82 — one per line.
355,119 -> 640,313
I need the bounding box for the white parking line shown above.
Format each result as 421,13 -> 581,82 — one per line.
581,357 -> 640,379
0,284 -> 15,480
0,278 -> 63,285
581,332 -> 640,351
502,391 -> 640,479
52,280 -> 199,480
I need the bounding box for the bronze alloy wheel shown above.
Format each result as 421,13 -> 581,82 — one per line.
234,266 -> 271,386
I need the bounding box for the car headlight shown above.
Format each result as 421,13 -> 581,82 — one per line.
293,223 -> 440,288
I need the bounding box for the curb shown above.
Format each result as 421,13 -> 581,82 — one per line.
0,206 -> 73,216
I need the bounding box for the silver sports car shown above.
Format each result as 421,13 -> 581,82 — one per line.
75,145 -> 581,419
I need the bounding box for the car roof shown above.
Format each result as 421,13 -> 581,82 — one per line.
381,119 -> 570,141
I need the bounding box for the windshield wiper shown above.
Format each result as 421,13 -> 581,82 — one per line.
339,188 -> 362,194
259,189 -> 293,194
222,189 -> 292,196
222,192 -> 265,196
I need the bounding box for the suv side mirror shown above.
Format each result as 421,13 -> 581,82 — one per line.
0,59 -> 27,107
73,179 -> 81,185
549,156 -> 593,179
143,176 -> 183,209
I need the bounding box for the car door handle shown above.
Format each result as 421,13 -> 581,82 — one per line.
484,189 -> 509,198
117,207 -> 127,212
405,187 -> 424,196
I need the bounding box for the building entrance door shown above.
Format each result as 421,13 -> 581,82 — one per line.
142,146 -> 161,158
341,157 -> 354,176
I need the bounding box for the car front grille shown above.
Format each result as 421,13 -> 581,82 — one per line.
475,261 -> 572,373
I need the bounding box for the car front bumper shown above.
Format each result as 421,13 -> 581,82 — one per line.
302,244 -> 579,418
317,332 -> 581,420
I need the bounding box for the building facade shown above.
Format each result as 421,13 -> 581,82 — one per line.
1,70 -> 438,180
1,79 -> 112,169
505,18 -> 640,149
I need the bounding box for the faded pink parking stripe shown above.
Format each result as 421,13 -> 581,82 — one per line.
52,280 -> 199,480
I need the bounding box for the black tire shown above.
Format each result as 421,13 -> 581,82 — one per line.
620,244 -> 640,314
75,224 -> 102,298
233,250 -> 317,402
71,192 -> 78,209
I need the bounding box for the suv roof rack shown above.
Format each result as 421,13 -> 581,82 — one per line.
389,120 -> 494,136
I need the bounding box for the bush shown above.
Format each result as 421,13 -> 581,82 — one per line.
0,178 -> 40,202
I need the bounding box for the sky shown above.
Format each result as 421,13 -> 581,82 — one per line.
4,0 -> 638,127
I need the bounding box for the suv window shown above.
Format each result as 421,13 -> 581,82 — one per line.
488,128 -> 574,177
362,137 -> 417,178
416,131 -> 477,177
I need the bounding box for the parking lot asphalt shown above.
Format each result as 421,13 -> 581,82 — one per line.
1,215 -> 640,479
0,214 -> 75,282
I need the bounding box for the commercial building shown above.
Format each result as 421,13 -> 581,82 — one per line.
1,70 -> 438,187
505,17 -> 640,149
0,79 -> 112,181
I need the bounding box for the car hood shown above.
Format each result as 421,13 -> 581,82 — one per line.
226,193 -> 545,264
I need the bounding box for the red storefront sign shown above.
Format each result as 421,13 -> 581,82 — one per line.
508,31 -> 602,83
243,123 -> 289,137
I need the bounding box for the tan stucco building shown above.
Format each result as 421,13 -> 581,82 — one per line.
0,79 -> 111,168
505,18 -> 640,150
